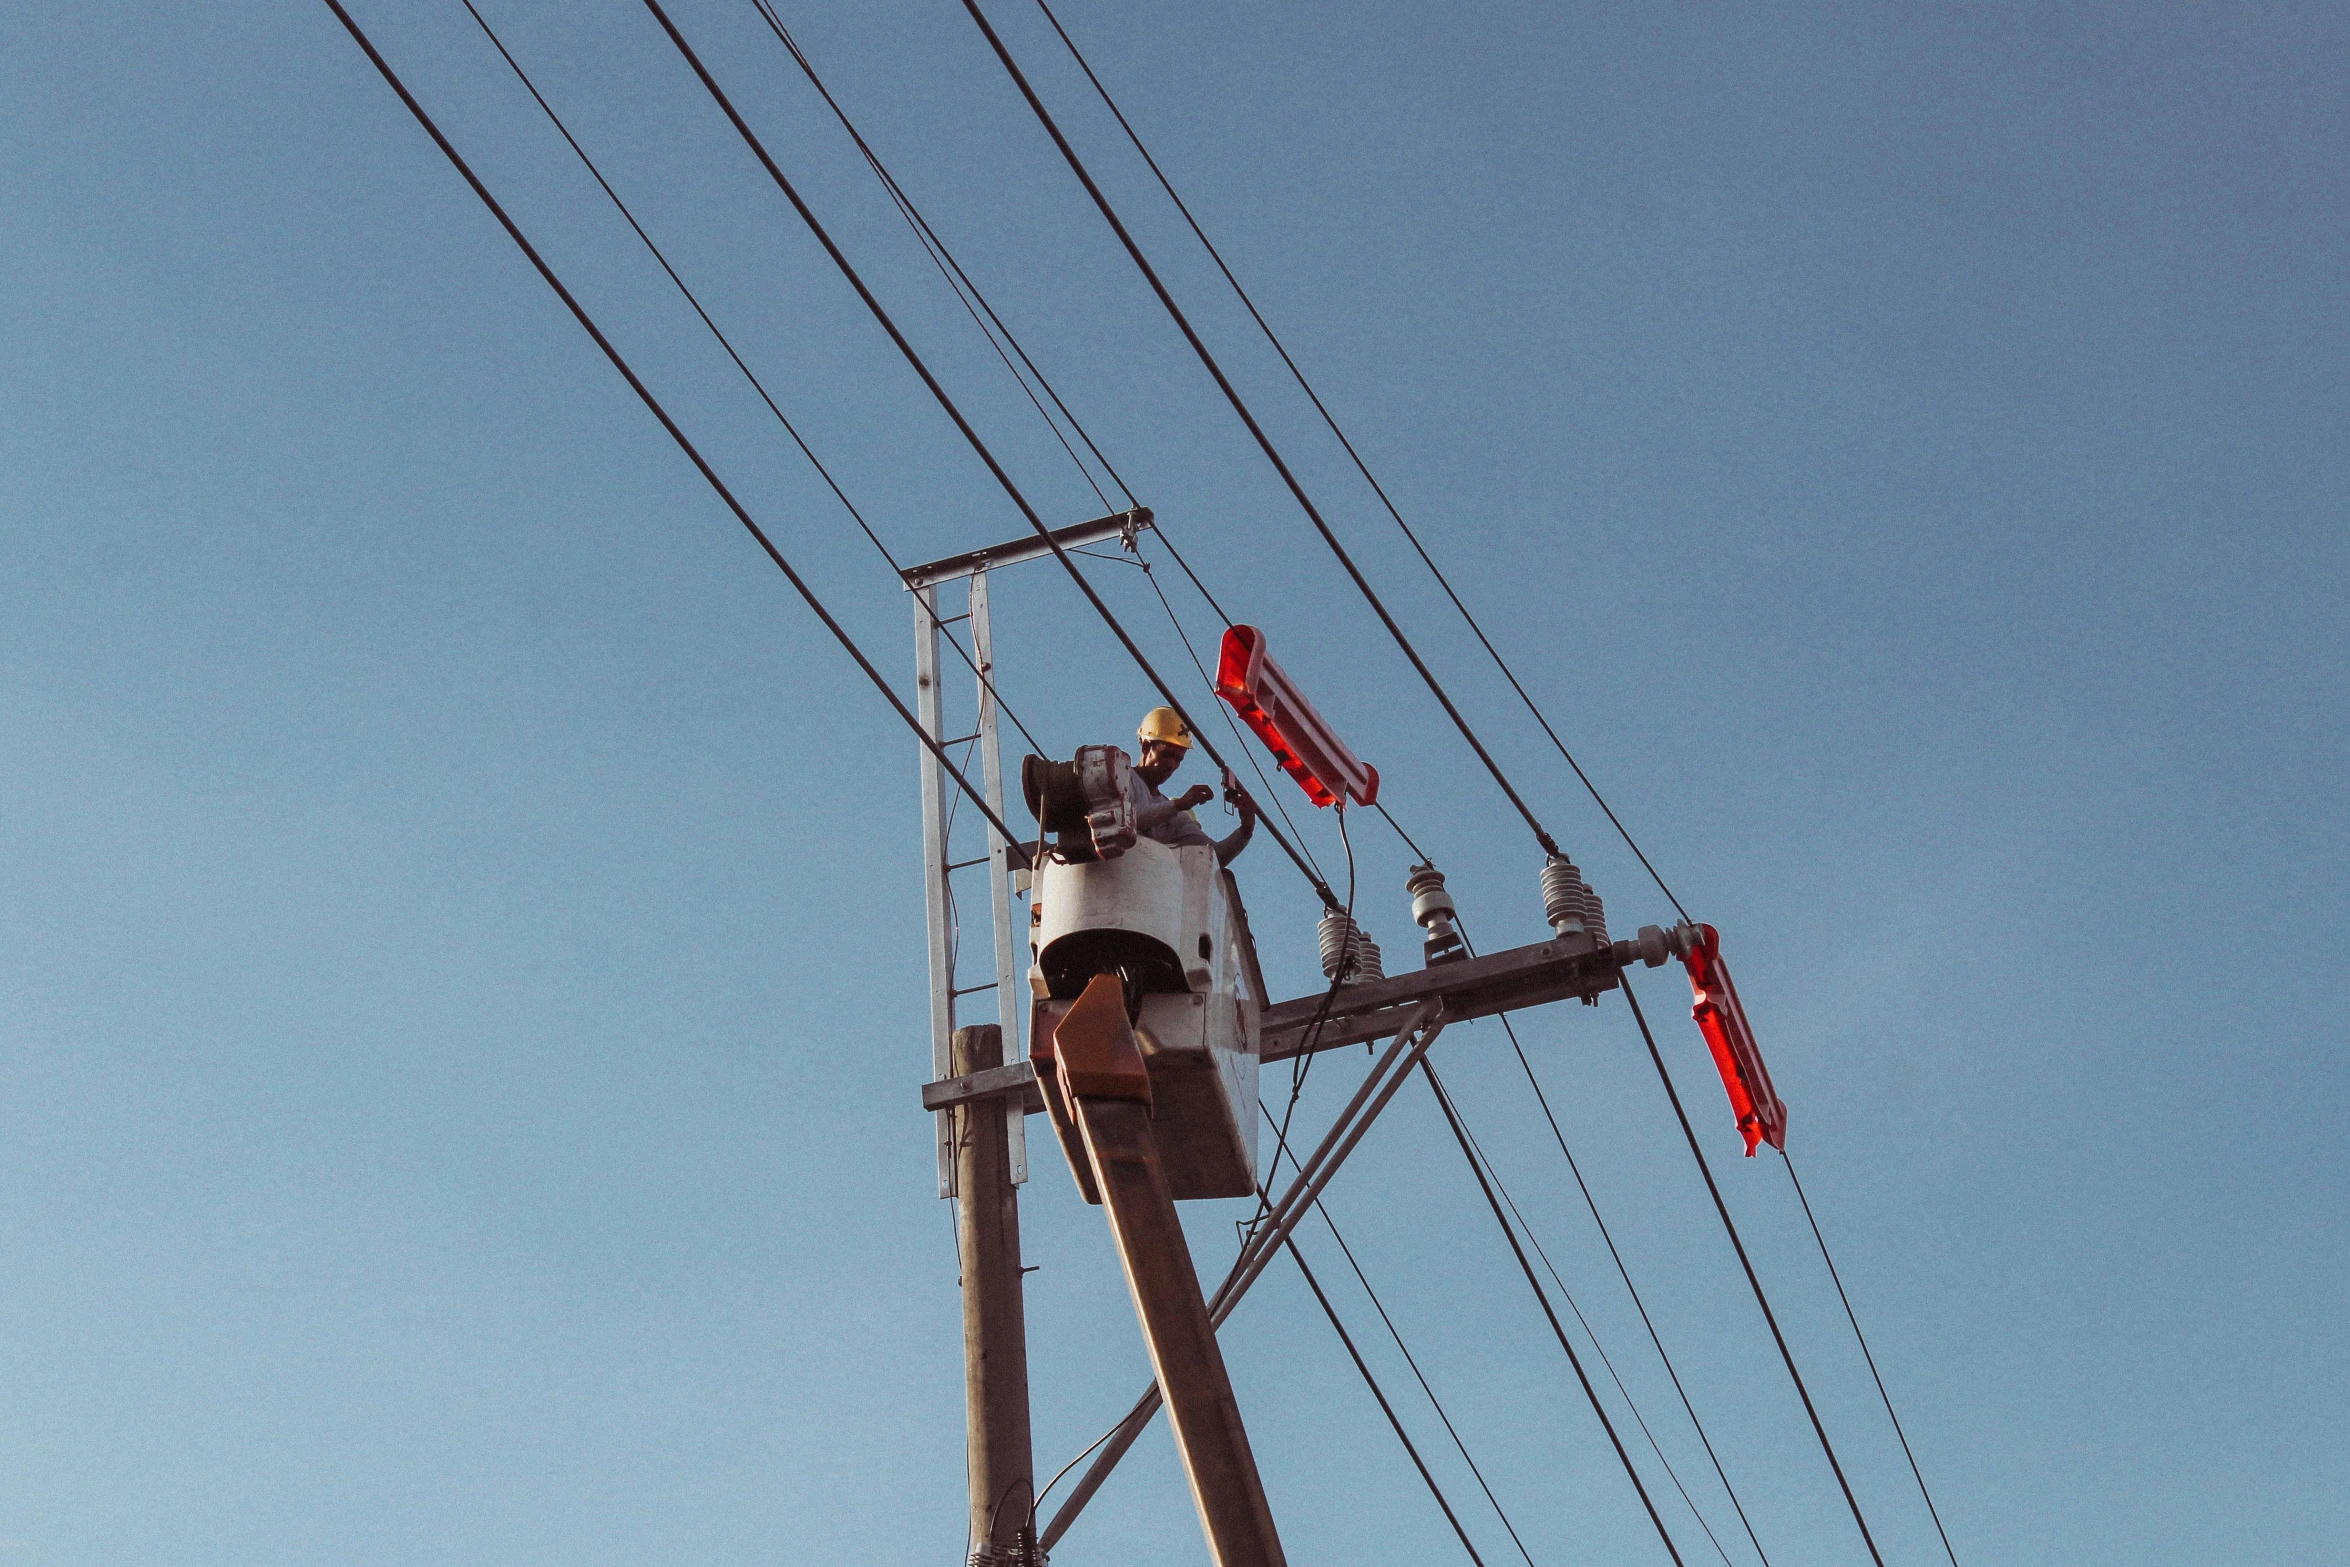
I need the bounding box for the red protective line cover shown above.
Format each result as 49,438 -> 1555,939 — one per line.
1214,625 -> 1378,809
1681,924 -> 1788,1156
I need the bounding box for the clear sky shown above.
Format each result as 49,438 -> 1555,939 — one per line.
3,3 -> 2343,1564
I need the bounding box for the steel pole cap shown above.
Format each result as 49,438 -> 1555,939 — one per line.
1053,973 -> 1153,1106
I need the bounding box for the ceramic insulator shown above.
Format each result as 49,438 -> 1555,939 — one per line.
1318,910 -> 1385,984
1540,854 -> 1589,938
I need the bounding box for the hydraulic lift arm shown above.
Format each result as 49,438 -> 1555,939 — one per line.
1051,973 -> 1287,1567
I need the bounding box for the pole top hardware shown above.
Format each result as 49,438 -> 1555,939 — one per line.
901,507 -> 1153,590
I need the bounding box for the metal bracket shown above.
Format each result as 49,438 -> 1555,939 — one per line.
900,508 -> 1152,590
923,1060 -> 1047,1116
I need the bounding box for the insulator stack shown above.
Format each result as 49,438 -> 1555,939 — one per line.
1318,909 -> 1385,985
1540,854 -> 1590,940
1581,884 -> 1609,948
1404,862 -> 1468,966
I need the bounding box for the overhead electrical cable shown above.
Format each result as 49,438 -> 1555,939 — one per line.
1429,902 -> 1774,1565
747,0 -> 1133,517
1258,1103 -> 1541,1566
1027,0 -> 1690,922
453,0 -> 1046,758
1283,1233 -> 1490,1564
1136,521 -> 1734,1563
1123,549 -> 1781,1567
1145,522 -> 1236,626
1619,978 -> 1890,1567
1504,1012 -> 1777,1567
1421,1059 -> 1688,1565
1783,1151 -> 1963,1567
957,0 -> 1570,861
746,5 -> 1353,899
1446,1072 -> 1740,1567
1448,896 -> 1772,1564
317,0 -> 1029,857
637,0 -> 1343,910
336,17 -> 1908,1567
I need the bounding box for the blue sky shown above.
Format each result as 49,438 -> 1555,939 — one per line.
2,2 -> 2343,1563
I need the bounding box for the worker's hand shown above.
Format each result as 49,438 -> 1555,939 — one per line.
1236,788 -> 1260,823
1176,783 -> 1216,811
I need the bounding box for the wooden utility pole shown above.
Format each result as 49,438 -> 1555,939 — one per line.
953,1024 -> 1035,1561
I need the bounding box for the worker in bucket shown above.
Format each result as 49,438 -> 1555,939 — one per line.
1131,706 -> 1257,865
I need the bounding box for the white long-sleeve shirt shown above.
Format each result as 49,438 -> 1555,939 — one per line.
1124,769 -> 1254,865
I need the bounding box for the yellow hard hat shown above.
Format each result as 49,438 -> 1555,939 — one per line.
1137,706 -> 1194,749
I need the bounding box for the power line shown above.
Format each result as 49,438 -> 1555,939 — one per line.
1446,1069 -> 1740,1567
453,0 -> 1046,758
1422,1060 -> 1689,1566
1783,1151 -> 1963,1567
734,6 -> 1337,898
346,16 -> 1912,1567
1144,498 -> 1752,1561
1619,977 -> 1889,1567
1139,442 -> 1736,1565
957,0 -> 1568,862
1148,523 -> 1236,626
639,0 -> 1342,910
1261,1103 -> 1539,1565
317,0 -> 1028,857
1435,898 -> 1773,1566
1283,1233 -> 1489,1564
1026,0 -> 1689,921
747,0 -> 1136,518
1149,505 -> 1748,1563
1505,1014 -> 1777,1567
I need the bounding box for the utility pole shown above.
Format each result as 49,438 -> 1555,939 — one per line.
953,1023 -> 1034,1563
906,512 -> 1153,1564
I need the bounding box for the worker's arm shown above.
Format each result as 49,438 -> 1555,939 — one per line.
1136,783 -> 1214,833
1213,791 -> 1260,866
